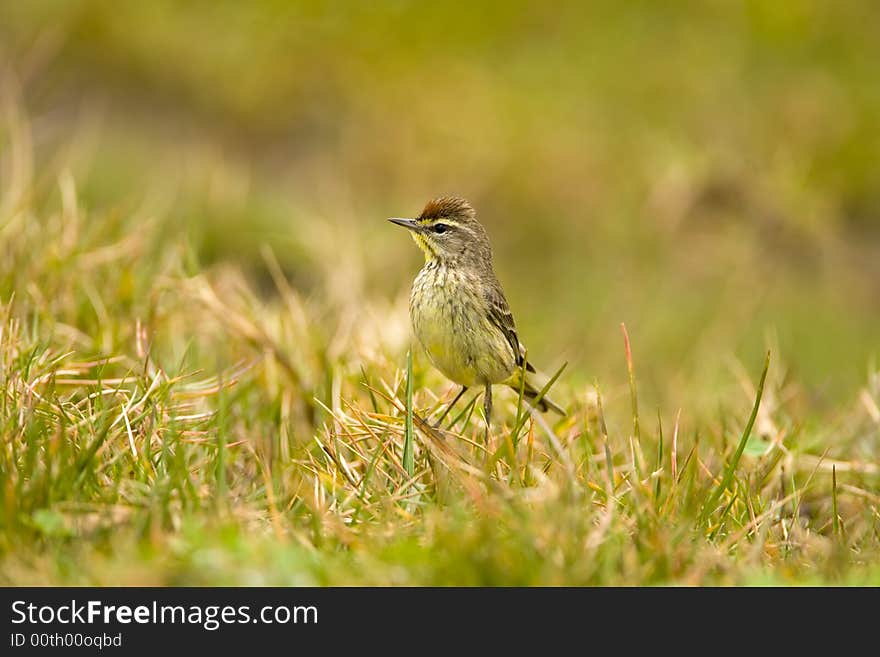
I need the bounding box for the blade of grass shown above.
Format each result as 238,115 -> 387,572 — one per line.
595,384 -> 614,495
832,465 -> 840,538
523,426 -> 535,486
654,409 -> 664,502
511,351 -> 529,447
216,371 -> 228,511
511,361 -> 567,440
360,366 -> 379,413
701,351 -> 770,524
621,323 -> 640,444
403,349 -> 414,477
447,393 -> 478,430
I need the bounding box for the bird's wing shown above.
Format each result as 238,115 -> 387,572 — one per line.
484,281 -> 564,414
484,283 -> 535,373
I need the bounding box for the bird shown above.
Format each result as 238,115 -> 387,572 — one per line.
389,196 -> 565,435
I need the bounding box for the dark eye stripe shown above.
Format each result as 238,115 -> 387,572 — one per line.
433,223 -> 448,234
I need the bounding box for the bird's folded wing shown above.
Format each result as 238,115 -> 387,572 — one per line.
483,284 -> 535,372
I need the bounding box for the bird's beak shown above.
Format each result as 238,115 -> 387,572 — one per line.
388,217 -> 423,232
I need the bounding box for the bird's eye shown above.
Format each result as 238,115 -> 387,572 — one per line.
433,223 -> 449,234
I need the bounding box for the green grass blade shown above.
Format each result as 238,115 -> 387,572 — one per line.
594,384 -> 614,494
361,365 -> 379,413
511,361 -> 567,440
216,372 -> 229,510
654,409 -> 664,502
447,394 -> 478,430
831,465 -> 840,538
511,351 -> 529,447
701,351 -> 770,524
403,349 -> 415,477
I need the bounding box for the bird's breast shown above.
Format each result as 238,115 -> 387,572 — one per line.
409,263 -> 515,386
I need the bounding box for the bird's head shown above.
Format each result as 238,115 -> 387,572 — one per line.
389,196 -> 492,266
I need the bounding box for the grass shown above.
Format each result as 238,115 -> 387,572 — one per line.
701,350 -> 770,525
1,116 -> 878,586
1,2 -> 879,585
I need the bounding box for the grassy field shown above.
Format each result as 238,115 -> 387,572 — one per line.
1,1 -> 879,585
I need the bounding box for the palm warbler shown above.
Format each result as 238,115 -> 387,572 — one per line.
389,196 -> 565,431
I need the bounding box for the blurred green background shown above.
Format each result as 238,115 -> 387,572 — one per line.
2,0 -> 879,413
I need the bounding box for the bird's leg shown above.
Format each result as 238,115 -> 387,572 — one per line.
483,382 -> 493,443
433,385 -> 468,428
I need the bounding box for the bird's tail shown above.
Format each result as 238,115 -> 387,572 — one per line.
506,365 -> 566,416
